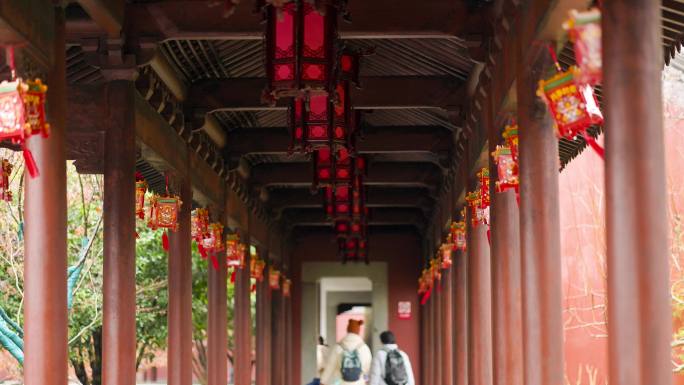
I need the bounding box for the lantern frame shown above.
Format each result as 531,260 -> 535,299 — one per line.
564,8 -> 602,86
0,78 -> 49,142
191,208 -> 210,242
537,67 -> 603,141
147,194 -> 182,231
226,234 -> 246,268
492,145 -> 519,193
135,178 -> 148,220
264,0 -> 339,101
269,268 -> 281,290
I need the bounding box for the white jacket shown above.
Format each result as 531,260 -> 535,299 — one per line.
320,333 -> 372,385
369,344 -> 415,385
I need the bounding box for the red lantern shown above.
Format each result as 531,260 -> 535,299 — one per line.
0,159 -> 12,202
203,222 -> 225,252
135,175 -> 148,220
0,78 -> 49,178
191,208 -> 210,242
269,268 -> 281,290
492,145 -> 519,193
226,234 -> 246,268
440,244 -> 453,269
503,123 -> 519,164
250,257 -> 266,281
450,220 -> 466,251
264,0 -> 338,101
466,190 -> 485,227
282,278 -> 292,297
478,168 -> 490,208
313,146 -> 333,188
147,194 -> 182,231
537,67 -> 603,141
564,8 -> 602,86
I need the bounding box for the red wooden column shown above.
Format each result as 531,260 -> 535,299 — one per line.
516,46 -> 564,385
490,190 -> 523,385
434,270 -> 443,385
271,288 -> 285,385
284,289 -> 293,385
441,267 -> 454,385
101,80 -> 137,385
420,293 -> 429,385
23,6 -> 68,385
453,249 -> 467,385
208,228 -> 228,385
234,242 -> 252,385
467,223 -> 493,385
256,255 -> 273,385
167,177 -> 192,385
603,3 -> 672,385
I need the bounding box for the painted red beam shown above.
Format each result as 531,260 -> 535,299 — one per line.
122,1 -> 485,40
189,77 -> 465,111
222,126 -> 454,155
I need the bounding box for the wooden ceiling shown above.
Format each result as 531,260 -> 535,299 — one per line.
60,0 -> 684,240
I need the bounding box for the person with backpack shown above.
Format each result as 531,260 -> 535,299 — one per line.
369,331 -> 415,385
320,319 -> 372,385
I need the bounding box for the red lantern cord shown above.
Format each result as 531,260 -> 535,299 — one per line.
210,254 -> 219,270
22,144 -> 38,177
547,43 -> 563,73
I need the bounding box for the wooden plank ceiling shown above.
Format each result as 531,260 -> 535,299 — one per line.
62,0 -> 684,236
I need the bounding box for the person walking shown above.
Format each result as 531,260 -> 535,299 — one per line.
320,319 -> 372,385
369,331 -> 415,385
306,336 -> 329,385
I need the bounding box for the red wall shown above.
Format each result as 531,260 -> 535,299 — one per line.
290,228 -> 422,385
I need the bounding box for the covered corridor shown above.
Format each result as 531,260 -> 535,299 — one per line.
0,0 -> 680,385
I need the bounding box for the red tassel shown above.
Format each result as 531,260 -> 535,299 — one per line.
420,286 -> 433,305
22,147 -> 39,178
251,283 -> 256,292
230,269 -> 237,283
210,254 -> 219,270
162,231 -> 169,252
581,130 -> 605,159
198,244 -> 208,259
135,231 -> 139,239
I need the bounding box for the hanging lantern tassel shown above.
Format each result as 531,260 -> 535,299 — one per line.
22,145 -> 38,178
420,286 -> 432,305
162,231 -> 169,252
198,243 -> 208,259
230,268 -> 237,284
210,253 -> 219,271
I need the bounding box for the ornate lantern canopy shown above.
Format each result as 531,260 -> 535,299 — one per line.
135,174 -> 148,220
492,145 -> 519,193
147,194 -> 182,231
282,278 -> 292,297
191,208 -> 210,242
537,67 -> 603,143
564,8 -> 602,86
0,159 -> 12,202
269,268 -> 281,290
0,78 -> 49,177
264,0 -> 338,101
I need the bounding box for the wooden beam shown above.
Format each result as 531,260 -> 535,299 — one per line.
224,126 -> 453,156
267,186 -> 434,211
284,207 -> 427,227
0,0 -> 53,69
125,0 -> 485,40
250,162 -> 443,188
190,77 -> 465,111
77,0 -> 124,37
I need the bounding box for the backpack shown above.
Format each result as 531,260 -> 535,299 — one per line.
384,349 -> 408,385
340,347 -> 363,382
